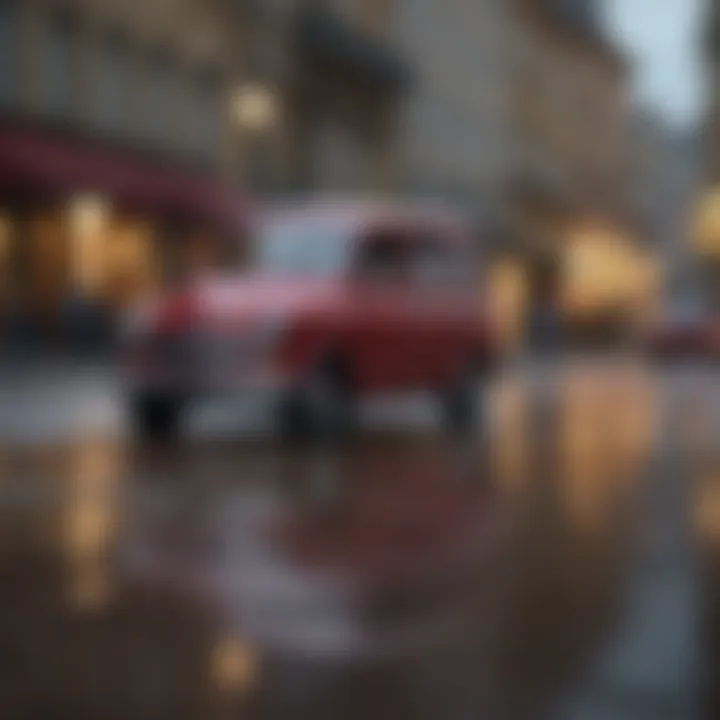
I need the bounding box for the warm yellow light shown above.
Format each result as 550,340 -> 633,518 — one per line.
70,195 -> 109,236
64,442 -> 119,610
0,213 -> 11,258
104,220 -> 156,304
694,474 -> 720,547
69,194 -> 110,294
693,189 -> 720,255
489,261 -> 527,351
231,85 -> 278,132
562,226 -> 649,314
211,638 -> 259,694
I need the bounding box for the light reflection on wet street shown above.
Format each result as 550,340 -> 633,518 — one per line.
0,358 -> 717,719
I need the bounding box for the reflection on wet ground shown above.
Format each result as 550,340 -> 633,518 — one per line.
0,358 -> 717,719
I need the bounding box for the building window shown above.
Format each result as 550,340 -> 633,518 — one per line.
94,30 -> 131,135
104,219 -> 157,309
68,195 -> 110,297
44,9 -> 80,118
0,1 -> 19,106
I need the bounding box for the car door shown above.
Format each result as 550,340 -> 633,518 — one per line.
346,224 -> 417,391
405,226 -> 478,387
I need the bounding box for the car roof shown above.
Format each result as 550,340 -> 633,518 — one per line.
261,196 -> 473,239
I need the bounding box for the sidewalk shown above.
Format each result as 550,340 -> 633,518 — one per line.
0,359 -> 122,445
0,350 -> 652,447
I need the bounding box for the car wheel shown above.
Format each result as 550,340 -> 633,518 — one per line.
278,361 -> 355,444
131,392 -> 184,441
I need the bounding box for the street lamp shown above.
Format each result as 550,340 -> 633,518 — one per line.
231,83 -> 281,192
231,84 -> 278,134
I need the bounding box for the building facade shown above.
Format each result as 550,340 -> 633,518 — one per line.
706,0 -> 720,184
693,0 -> 720,309
0,0 -> 249,346
0,0 -> 412,347
505,0 -> 647,345
395,0 -> 510,230
627,111 -> 699,315
628,110 -> 692,251
282,0 -> 412,193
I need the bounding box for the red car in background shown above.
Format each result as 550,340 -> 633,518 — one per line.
645,300 -> 720,361
123,200 -> 498,440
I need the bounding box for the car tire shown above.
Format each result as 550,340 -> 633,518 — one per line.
278,360 -> 355,444
131,392 -> 184,441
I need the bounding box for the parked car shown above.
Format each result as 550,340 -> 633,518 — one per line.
645,300 -> 720,360
122,200 -> 498,440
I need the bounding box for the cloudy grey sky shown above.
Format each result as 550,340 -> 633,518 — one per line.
605,0 -> 703,128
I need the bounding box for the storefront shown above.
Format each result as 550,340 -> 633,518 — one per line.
496,184 -> 573,352
490,206 -> 660,351
560,221 -> 661,342
488,258 -> 528,354
0,123 -> 246,348
692,187 -> 720,310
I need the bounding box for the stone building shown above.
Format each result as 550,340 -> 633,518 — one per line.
692,0 -> 720,308
282,0 -> 412,192
504,0 -> 644,345
395,0 -> 510,231
0,0 -> 247,341
0,0 -> 413,344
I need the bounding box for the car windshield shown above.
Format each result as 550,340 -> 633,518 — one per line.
255,219 -> 351,277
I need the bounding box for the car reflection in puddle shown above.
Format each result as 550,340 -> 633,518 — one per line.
122,434 -> 506,720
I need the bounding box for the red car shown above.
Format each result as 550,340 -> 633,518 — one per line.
123,200 -> 498,439
645,302 -> 720,361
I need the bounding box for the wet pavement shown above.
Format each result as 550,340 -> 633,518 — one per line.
0,357 -> 717,719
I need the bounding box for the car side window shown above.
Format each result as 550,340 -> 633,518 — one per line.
355,231 -> 407,285
409,232 -> 473,289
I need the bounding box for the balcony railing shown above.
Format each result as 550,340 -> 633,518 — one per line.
292,5 -> 414,95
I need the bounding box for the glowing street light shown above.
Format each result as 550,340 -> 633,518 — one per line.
693,188 -> 720,256
231,84 -> 278,133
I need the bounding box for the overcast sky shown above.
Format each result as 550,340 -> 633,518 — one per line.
605,0 -> 703,129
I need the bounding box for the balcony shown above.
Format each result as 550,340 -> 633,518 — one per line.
292,5 -> 414,95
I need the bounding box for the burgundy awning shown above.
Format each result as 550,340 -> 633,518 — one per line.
0,125 -> 246,232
